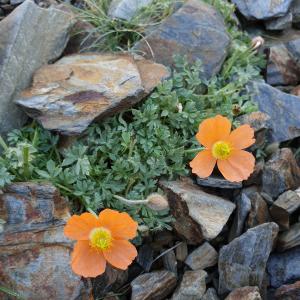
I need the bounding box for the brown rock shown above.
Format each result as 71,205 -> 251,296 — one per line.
270,190 -> 300,230
16,53 -> 170,135
275,280 -> 300,299
171,270 -> 207,300
262,148 -> 300,199
246,192 -> 270,229
225,286 -> 262,300
159,179 -> 235,244
175,241 -> 188,262
291,85 -> 300,96
162,249 -> 177,275
131,270 -> 177,300
277,222 -> 300,251
134,0 -> 230,80
185,242 -> 218,270
0,182 -> 90,300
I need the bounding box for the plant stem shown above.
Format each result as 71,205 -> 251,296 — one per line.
22,145 -> 30,179
113,195 -> 148,206
0,136 -> 8,152
184,147 -> 205,154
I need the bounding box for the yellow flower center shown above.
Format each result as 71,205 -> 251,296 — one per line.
212,141 -> 232,160
89,227 -> 112,251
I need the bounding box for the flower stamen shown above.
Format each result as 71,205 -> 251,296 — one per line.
89,227 -> 112,251
212,141 -> 231,160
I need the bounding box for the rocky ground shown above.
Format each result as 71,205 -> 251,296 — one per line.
1,0 -> 300,299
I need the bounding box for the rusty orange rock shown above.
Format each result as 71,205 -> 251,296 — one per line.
15,53 -> 169,135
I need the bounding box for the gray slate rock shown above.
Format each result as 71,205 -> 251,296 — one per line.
196,176 -> 242,189
267,247 -> 300,288
265,12 -> 293,30
249,81 -> 300,143
0,0 -> 74,136
262,148 -> 300,199
131,270 -> 177,300
134,0 -> 230,80
202,288 -> 220,300
218,222 -> 279,294
291,0 -> 300,23
108,0 -> 153,20
171,270 -> 207,300
228,193 -> 252,242
232,0 -> 293,20
185,242 -> 218,270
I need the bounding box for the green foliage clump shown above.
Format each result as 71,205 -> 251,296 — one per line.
0,0 -> 265,230
73,0 -> 177,52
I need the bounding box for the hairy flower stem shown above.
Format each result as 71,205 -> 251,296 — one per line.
185,147 -> 205,154
0,136 -> 8,152
113,195 -> 148,206
22,146 -> 30,179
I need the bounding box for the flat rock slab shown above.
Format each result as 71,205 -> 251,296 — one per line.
277,222 -> 300,251
262,148 -> 300,199
196,176 -> 242,189
267,246 -> 300,288
134,0 -> 230,80
160,179 -> 235,243
225,286 -> 262,300
171,270 -> 207,300
0,182 -> 89,300
131,270 -> 177,300
249,81 -> 300,143
232,0 -> 293,20
108,0 -> 153,20
218,222 -> 279,294
15,53 -> 169,135
0,0 -> 74,136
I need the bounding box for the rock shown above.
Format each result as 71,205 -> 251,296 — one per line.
134,0 -> 230,80
196,176 -> 242,189
262,148 -> 300,199
0,0 -> 74,136
266,44 -> 300,86
270,190 -> 300,230
267,247 -> 300,288
228,193 -> 252,242
218,222 -> 279,294
265,12 -> 293,31
16,53 -> 169,135
277,223 -> 300,251
92,266 -> 128,299
202,288 -> 220,300
246,192 -> 270,229
162,249 -> 177,275
291,0 -> 300,23
249,82 -> 300,143
171,270 -> 207,300
0,182 -> 90,300
274,280 -> 300,299
159,179 -> 235,243
131,270 -> 177,300
185,242 -> 218,270
232,0 -> 293,20
225,286 -> 262,300
175,242 -> 188,262
237,111 -> 271,133
137,244 -> 154,272
244,160 -> 264,187
108,0 -> 153,20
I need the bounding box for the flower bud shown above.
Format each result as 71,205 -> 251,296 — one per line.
251,36 -> 264,51
146,193 -> 169,211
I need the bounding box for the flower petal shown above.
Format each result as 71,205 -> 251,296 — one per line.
190,150 -> 216,178
103,240 -> 137,270
217,149 -> 255,182
196,115 -> 231,148
71,240 -> 106,278
64,213 -> 100,241
228,124 -> 255,149
98,209 -> 138,240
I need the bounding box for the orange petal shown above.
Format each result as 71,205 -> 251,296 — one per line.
196,115 -> 231,148
71,240 -> 106,278
98,209 -> 138,240
103,239 -> 137,270
64,213 -> 100,241
217,149 -> 255,182
190,150 -> 216,178
228,124 -> 255,149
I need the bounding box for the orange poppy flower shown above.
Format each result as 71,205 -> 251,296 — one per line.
190,115 -> 256,182
64,209 -> 138,278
